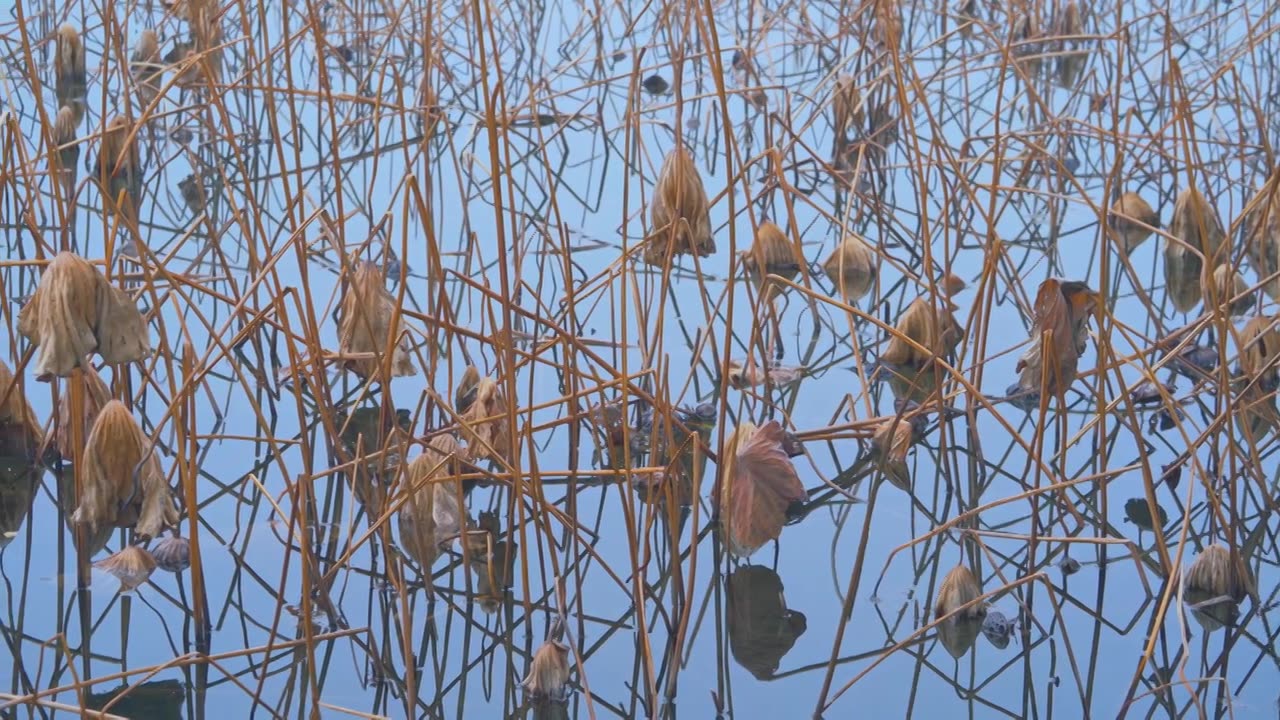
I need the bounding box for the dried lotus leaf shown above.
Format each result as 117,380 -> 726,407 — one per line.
337,258 -> 417,379
822,234 -> 877,302
644,146 -> 714,265
716,421 -> 806,558
881,297 -> 961,368
1109,191 -> 1158,254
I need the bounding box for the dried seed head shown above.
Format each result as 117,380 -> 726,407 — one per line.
54,364 -> 110,460
50,105 -> 81,197
151,534 -> 191,572
1182,543 -> 1254,604
881,297 -> 962,368
743,221 -> 803,294
870,416 -> 915,492
94,545 -> 156,592
1207,265 -> 1253,316
96,117 -> 143,223
459,377 -> 510,463
1109,192 -> 1159,254
522,636 -> 571,701
0,358 -> 44,460
74,400 -> 176,538
934,565 -> 986,620
337,259 -> 417,379
54,25 -> 86,115
645,146 -> 714,265
455,365 -> 481,415
830,75 -> 862,141
822,234 -> 877,302
1238,315 -> 1280,382
18,253 -> 104,379
1165,187 -> 1226,312
1243,174 -> 1280,301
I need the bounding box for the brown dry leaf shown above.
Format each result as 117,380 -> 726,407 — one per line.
1238,315 -> 1280,382
74,400 -> 177,539
522,633 -> 570,701
457,373 -> 510,463
337,258 -> 417,379
18,252 -> 150,380
1243,173 -> 1280,301
644,145 -> 714,265
54,366 -> 111,460
726,565 -> 807,680
1053,1 -> 1084,86
1109,191 -> 1159,254
743,221 -> 803,296
1015,279 -> 1098,396
717,421 -> 806,558
881,297 -> 961,368
0,359 -> 44,461
454,365 -> 481,415
1165,187 -> 1226,312
54,25 -> 86,119
934,564 -> 987,657
398,452 -> 440,569
872,0 -> 902,50
941,272 -> 966,296
131,29 -> 163,105
822,233 -> 877,302
1207,265 -> 1253,316
726,359 -> 805,389
94,545 -> 156,592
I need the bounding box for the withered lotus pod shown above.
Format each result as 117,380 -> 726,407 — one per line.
94,545 -> 156,592
726,565 -> 807,680
458,374 -> 510,464
337,258 -> 416,379
131,29 -> 163,106
74,400 -> 178,539
1165,187 -> 1226,312
1207,265 -> 1253,317
18,252 -> 151,380
644,145 -> 715,266
54,25 -> 86,118
0,358 -> 44,461
830,75 -> 862,142
95,116 -> 143,224
1015,279 -> 1098,396
822,233 -> 877,302
870,415 -> 916,492
716,421 -> 806,558
1184,544 -> 1252,631
522,626 -> 571,701
934,564 -> 987,658
397,452 -> 439,569
1237,315 -> 1280,383
743,221 -> 803,295
50,106 -> 80,198
54,365 -> 111,459
881,297 -> 961,368
455,365 -> 481,415
1053,1 -> 1084,87
150,534 -> 190,572
1243,174 -> 1280,301
1109,191 -> 1159,254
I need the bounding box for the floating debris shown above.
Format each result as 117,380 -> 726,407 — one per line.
726,359 -> 805,389
1109,192 -> 1159,254
18,252 -> 151,380
337,258 -> 417,379
1128,378 -> 1175,406
726,565 -> 807,679
822,233 -> 877,302
1059,557 -> 1081,576
981,609 -> 1013,649
644,146 -> 715,266
717,421 -> 806,558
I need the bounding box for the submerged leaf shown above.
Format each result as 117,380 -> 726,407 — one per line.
717,421 -> 806,557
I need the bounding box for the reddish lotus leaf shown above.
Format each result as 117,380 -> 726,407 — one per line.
718,421 -> 806,557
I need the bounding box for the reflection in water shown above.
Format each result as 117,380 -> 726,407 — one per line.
86,679 -> 185,720
726,565 -> 807,679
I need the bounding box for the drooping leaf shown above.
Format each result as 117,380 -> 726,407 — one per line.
717,421 -> 806,557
